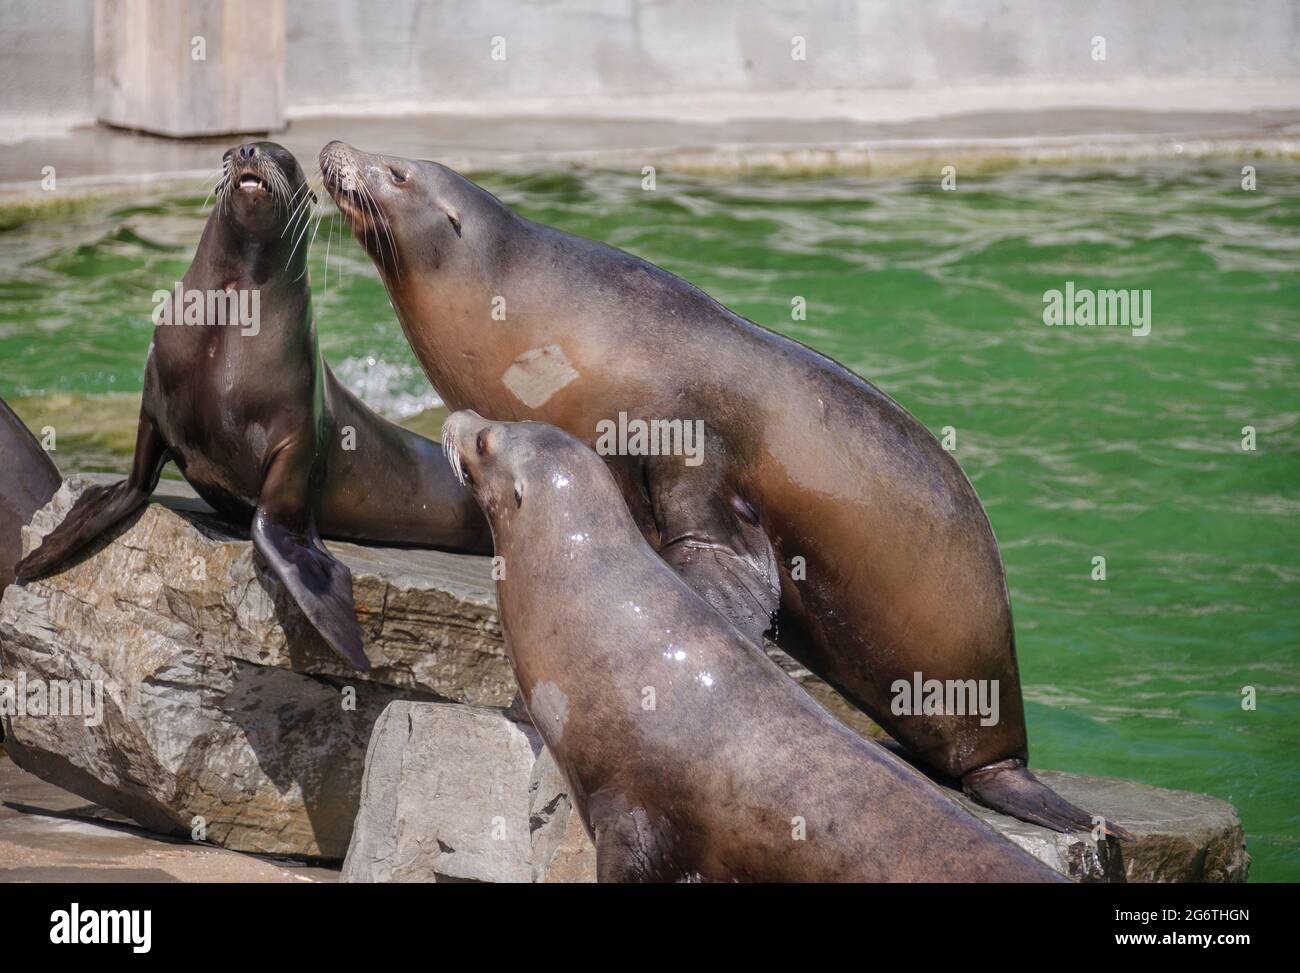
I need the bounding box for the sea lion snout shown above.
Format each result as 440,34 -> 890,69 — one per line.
441,409 -> 492,490
318,140 -> 359,188
319,141 -> 394,196
216,141 -> 308,241
319,141 -> 414,269
227,143 -> 272,197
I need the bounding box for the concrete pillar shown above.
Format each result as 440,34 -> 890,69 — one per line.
94,0 -> 284,138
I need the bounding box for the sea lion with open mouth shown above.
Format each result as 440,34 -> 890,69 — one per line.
0,396 -> 61,593
320,140 -> 1130,836
442,410 -> 1068,882
15,142 -> 489,671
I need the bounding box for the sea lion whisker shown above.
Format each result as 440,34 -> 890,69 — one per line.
286,184 -> 315,233
350,181 -> 380,266
291,203 -> 323,277
366,182 -> 402,274
282,185 -> 316,244
200,163 -> 227,213
290,211 -> 323,283
281,191 -> 308,237
284,204 -> 318,273
218,168 -> 233,224
323,205 -> 335,300
269,166 -> 294,218
355,177 -> 399,274
361,194 -> 392,274
442,424 -> 466,487
211,159 -> 232,220
279,170 -> 301,216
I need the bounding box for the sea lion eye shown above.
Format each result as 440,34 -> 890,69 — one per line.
514,481 -> 524,508
476,429 -> 491,456
389,167 -> 406,183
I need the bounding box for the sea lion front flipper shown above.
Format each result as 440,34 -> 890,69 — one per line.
591,802 -> 681,883
15,411 -> 168,581
963,759 -> 1135,840
250,444 -> 369,672
0,396 -> 62,589
649,464 -> 780,648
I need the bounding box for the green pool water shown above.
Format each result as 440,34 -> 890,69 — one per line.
1,161 -> 1296,880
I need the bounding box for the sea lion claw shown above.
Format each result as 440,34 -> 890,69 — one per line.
251,510 -> 370,672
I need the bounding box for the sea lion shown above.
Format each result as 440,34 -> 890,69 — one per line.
0,397 -> 61,592
442,410 -> 1066,882
15,142 -> 489,670
321,140 -> 1127,835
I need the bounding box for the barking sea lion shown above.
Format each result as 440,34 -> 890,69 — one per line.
16,143 -> 489,670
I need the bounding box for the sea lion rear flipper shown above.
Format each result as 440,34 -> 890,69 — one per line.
251,511 -> 368,671
15,412 -> 167,581
251,444 -> 369,672
963,759 -> 1135,840
651,469 -> 780,648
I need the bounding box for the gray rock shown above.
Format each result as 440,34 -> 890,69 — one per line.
953,770 -> 1250,882
0,476 -> 513,859
344,722 -> 1249,883
341,702 -> 572,883
2,477 -> 1253,882
539,806 -> 599,883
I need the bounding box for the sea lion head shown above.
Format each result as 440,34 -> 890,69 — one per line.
319,141 -> 491,285
215,141 -> 316,246
442,410 -> 635,547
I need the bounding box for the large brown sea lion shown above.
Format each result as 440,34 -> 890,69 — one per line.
16,142 -> 489,670
320,141 -> 1126,835
0,397 -> 61,592
441,409 -> 1067,882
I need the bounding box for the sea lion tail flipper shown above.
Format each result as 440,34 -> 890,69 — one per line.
251,509 -> 369,672
15,413 -> 167,581
962,760 -> 1135,840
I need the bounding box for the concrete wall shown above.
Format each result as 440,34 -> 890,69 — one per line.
285,0 -> 1300,111
2,0 -> 1298,134
0,0 -> 95,133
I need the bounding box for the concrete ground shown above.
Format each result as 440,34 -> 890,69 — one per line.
0,752 -> 338,883
1,101 -> 1298,201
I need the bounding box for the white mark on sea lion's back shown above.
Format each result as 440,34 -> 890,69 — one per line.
528,680 -> 569,745
502,344 -> 579,408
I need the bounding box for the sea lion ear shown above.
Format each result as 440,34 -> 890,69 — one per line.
446,209 -> 462,237
514,479 -> 524,508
